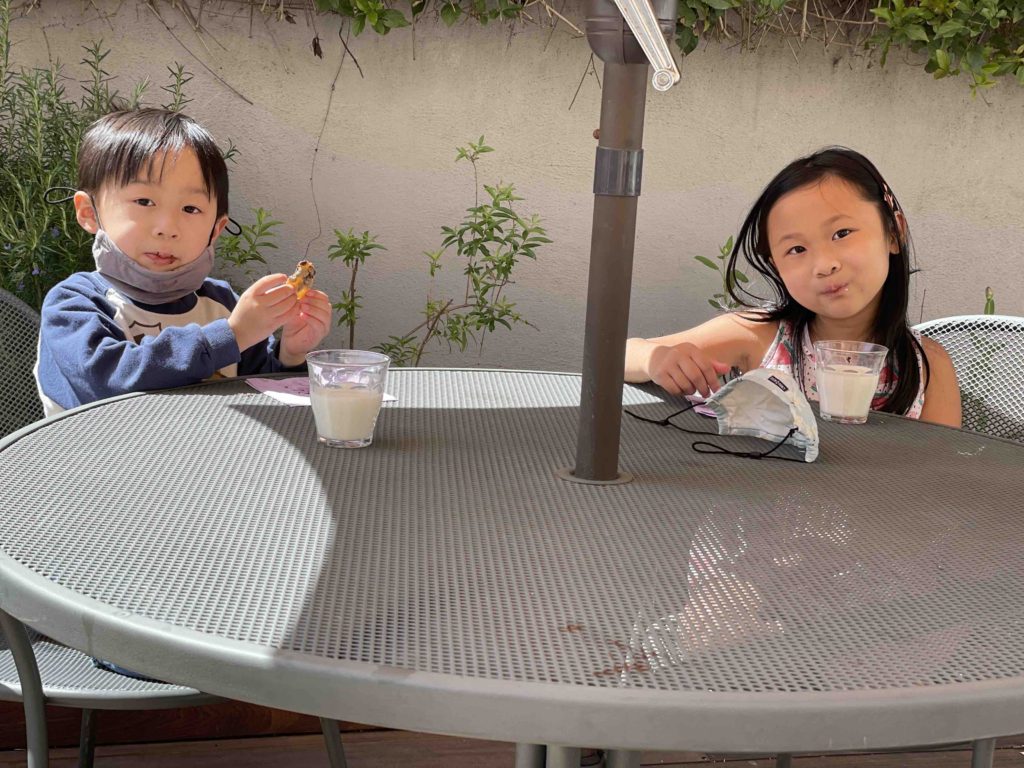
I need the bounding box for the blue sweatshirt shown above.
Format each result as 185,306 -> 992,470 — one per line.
35,271 -> 299,415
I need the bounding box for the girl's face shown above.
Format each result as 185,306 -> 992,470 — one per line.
75,148 -> 227,271
766,175 -> 897,326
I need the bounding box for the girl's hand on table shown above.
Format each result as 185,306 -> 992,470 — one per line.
647,342 -> 732,399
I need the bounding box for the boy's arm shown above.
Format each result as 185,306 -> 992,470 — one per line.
238,334 -> 306,375
38,277 -> 241,410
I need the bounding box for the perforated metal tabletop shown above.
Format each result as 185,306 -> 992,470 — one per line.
1,369 -> 1023,752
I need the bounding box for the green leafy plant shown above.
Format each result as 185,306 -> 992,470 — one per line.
0,3 -> 130,310
335,137 -> 549,366
871,0 -> 1024,91
313,0 -> 411,35
694,235 -> 749,312
327,228 -> 386,348
306,0 -> 1024,88
678,0 -> 1023,90
312,0 -> 524,34
216,207 -> 282,283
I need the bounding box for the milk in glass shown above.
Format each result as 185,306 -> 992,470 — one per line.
818,364 -> 877,422
310,384 -> 383,442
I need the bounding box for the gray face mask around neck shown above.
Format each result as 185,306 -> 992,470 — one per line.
93,228 -> 215,304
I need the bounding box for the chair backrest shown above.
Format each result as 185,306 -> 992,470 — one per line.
0,289 -> 44,437
913,314 -> 1024,442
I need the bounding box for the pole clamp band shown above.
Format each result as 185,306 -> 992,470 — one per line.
593,146 -> 643,196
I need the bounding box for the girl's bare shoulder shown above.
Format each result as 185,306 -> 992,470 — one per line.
918,335 -> 962,428
727,310 -> 781,341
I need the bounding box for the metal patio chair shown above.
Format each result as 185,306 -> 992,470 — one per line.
0,289 -> 347,767
0,287 -> 44,438
914,314 -> 1024,442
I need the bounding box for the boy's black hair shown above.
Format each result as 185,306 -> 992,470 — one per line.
78,108 -> 229,219
726,146 -> 928,416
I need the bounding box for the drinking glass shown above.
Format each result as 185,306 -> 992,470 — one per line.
813,341 -> 888,424
306,350 -> 390,447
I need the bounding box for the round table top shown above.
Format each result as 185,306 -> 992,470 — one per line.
2,369 -> 1023,752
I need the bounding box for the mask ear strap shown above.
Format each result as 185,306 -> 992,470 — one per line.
209,217 -> 242,247
692,427 -> 803,463
44,186 -> 76,204
624,402 -> 720,436
623,402 -> 697,426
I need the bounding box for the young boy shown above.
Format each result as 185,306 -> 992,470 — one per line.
35,109 -> 331,415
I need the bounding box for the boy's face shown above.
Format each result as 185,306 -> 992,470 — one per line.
74,148 -> 228,271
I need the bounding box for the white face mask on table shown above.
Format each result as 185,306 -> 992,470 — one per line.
701,368 -> 819,463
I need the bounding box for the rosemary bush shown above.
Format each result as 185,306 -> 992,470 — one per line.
0,0 -> 129,309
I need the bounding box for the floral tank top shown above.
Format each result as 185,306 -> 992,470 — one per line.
759,319 -> 926,419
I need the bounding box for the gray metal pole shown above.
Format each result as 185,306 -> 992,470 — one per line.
318,717 -> 348,768
78,709 -> 97,768
574,61 -> 648,482
546,746 -> 583,767
971,738 -> 996,768
515,743 -> 546,768
606,749 -> 642,768
571,0 -> 677,483
0,609 -> 49,768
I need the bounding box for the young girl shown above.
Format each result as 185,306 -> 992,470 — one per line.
625,147 -> 962,428
36,108 -> 332,415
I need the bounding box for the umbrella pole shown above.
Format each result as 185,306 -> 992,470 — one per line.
573,62 -> 649,483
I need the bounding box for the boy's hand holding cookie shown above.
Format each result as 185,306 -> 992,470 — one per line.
279,260 -> 331,367
229,274 -> 299,353
279,287 -> 332,367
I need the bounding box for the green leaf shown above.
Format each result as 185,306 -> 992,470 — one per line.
694,255 -> 720,271
383,9 -> 410,27
935,19 -> 966,37
440,2 -> 461,26
904,24 -> 929,42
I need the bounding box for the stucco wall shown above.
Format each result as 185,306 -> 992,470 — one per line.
9,1 -> 1023,371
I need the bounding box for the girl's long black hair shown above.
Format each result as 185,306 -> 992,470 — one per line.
727,147 -> 928,416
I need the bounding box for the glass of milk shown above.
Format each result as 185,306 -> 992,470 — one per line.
813,341 -> 888,424
306,350 -> 390,447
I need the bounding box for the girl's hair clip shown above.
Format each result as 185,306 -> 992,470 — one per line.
44,186 -> 76,204
881,182 -> 900,213
224,217 -> 242,236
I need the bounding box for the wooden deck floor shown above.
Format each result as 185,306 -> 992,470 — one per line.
2,730 -> 1024,767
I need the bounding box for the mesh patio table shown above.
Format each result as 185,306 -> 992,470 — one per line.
1,369 -> 1023,766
